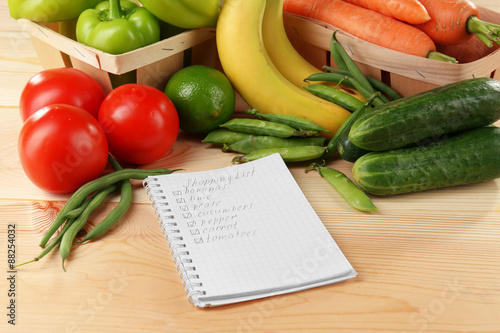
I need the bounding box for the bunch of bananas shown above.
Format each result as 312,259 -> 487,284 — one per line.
216,0 -> 362,138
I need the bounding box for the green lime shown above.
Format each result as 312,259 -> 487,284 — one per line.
165,65 -> 235,135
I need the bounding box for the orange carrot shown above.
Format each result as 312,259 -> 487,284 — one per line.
283,0 -> 455,61
414,0 -> 500,46
342,0 -> 431,24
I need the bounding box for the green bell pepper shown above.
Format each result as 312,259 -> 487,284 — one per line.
7,0 -> 102,22
138,0 -> 220,29
76,0 -> 160,55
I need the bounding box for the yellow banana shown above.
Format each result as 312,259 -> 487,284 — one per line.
216,0 -> 351,137
261,0 -> 320,88
261,0 -> 365,101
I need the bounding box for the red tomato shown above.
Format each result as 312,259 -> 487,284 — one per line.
98,84 -> 179,165
19,68 -> 106,121
18,104 -> 109,194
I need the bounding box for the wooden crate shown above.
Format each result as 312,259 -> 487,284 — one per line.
19,5 -> 500,99
284,6 -> 500,97
17,18 -> 217,94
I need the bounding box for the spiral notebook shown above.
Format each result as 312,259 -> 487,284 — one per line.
143,154 -> 356,307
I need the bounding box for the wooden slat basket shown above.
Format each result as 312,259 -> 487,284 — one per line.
18,18 -> 218,94
284,6 -> 500,97
19,5 -> 500,99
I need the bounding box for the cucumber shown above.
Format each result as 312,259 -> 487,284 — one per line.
337,131 -> 371,162
349,78 -> 500,151
352,126 -> 500,196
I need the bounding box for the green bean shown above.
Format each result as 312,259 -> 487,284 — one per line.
39,165 -> 180,247
220,118 -> 319,138
64,184 -> 105,220
34,188 -> 99,256
60,184 -> 119,271
13,217 -> 76,268
306,163 -> 377,212
303,84 -> 365,112
202,129 -> 254,145
25,192 -> 99,267
232,146 -> 326,164
66,203 -> 89,220
223,136 -> 325,153
78,180 -> 131,243
63,187 -> 101,221
323,66 -> 402,101
244,108 -> 330,132
78,156 -> 133,243
323,92 -> 380,159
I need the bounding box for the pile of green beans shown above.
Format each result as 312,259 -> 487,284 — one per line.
15,155 -> 179,271
302,31 -> 402,160
303,31 -> 389,211
203,108 -> 329,163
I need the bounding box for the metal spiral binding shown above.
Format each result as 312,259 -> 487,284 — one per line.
143,177 -> 206,304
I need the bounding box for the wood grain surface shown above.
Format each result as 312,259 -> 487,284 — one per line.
0,1 -> 499,332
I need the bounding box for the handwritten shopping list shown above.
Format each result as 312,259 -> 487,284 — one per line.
171,165 -> 259,245
144,154 -> 357,307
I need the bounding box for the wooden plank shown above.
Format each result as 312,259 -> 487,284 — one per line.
1,197 -> 499,332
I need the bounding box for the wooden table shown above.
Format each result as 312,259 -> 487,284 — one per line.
1,1 -> 499,332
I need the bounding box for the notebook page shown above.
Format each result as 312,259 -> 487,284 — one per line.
149,154 -> 356,306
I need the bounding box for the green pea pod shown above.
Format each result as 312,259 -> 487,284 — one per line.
76,0 -> 160,55
244,108 -> 330,132
330,35 -> 348,71
302,84 -> 364,112
138,0 -> 220,29
7,0 -> 101,22
232,146 -> 326,164
224,136 -> 325,154
305,72 -> 355,88
307,164 -> 377,212
202,129 -> 254,145
220,118 -> 319,138
330,32 -> 387,106
322,67 -> 402,101
332,32 -> 375,97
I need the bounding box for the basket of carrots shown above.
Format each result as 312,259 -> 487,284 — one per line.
283,0 -> 500,97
